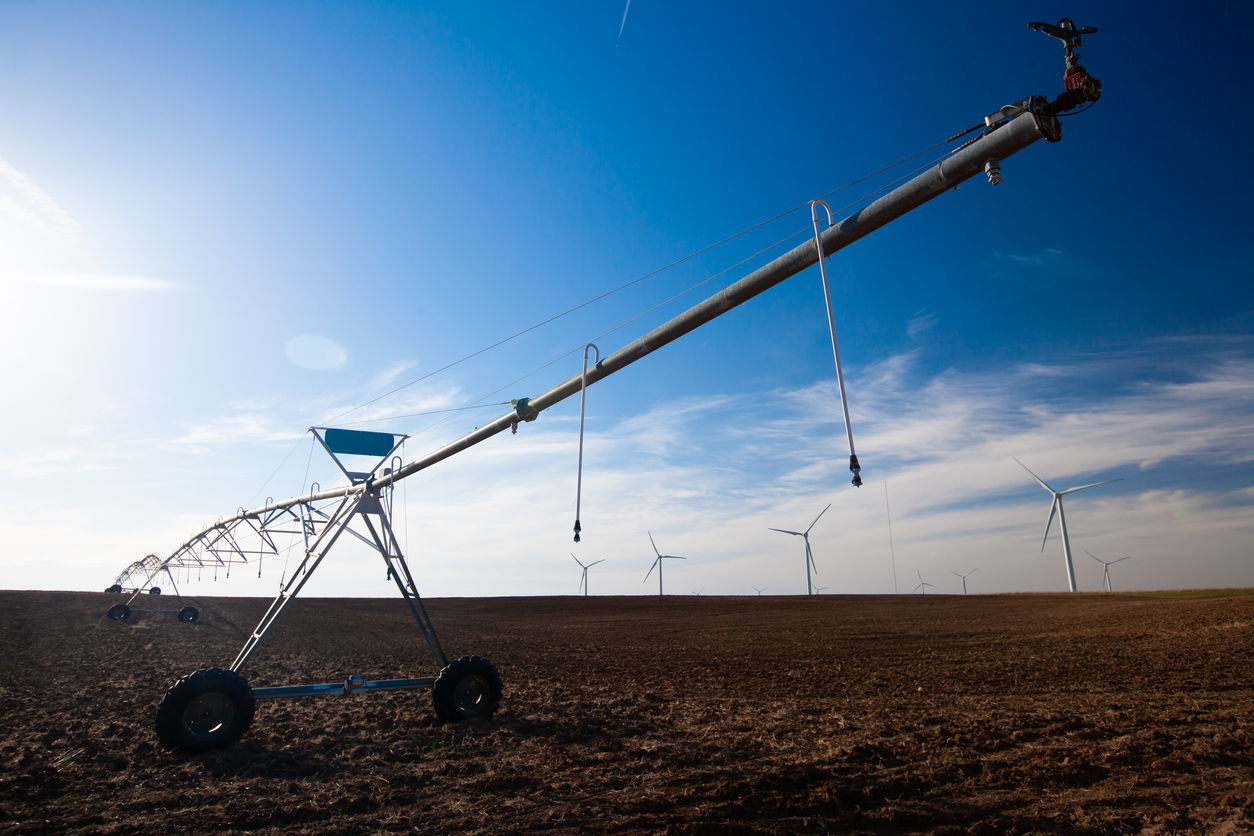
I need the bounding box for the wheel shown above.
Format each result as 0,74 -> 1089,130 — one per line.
177,606 -> 199,623
148,587 -> 161,595
107,604 -> 130,621
432,655 -> 502,722
105,584 -> 122,594
155,668 -> 255,753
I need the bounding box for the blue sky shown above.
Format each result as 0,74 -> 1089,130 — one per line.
1,2 -> 1251,598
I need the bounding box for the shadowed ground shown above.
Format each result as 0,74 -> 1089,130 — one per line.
0,589 -> 1251,834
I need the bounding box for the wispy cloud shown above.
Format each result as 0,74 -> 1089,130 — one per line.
989,247 -> 1100,287
0,156 -> 80,241
16,338 -> 1251,597
168,413 -> 301,451
28,273 -> 179,291
906,310 -> 937,338
0,447 -> 114,479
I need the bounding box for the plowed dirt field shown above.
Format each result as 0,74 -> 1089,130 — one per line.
1,589 -> 1252,834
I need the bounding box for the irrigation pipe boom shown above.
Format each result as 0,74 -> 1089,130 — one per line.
109,22 -> 1103,753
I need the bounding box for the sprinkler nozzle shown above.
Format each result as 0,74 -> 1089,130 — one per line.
985,159 -> 1002,185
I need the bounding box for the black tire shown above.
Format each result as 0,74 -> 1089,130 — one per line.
178,606 -> 199,623
432,655 -> 502,723
155,668 -> 255,753
107,604 -> 130,621
148,587 -> 161,595
105,584 -> 122,594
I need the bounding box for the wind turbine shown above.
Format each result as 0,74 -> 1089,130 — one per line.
769,503 -> 831,595
1015,458 -> 1122,593
752,585 -> 768,596
1086,550 -> 1131,592
571,554 -> 604,596
913,570 -> 936,595
643,532 -> 688,595
950,568 -> 977,594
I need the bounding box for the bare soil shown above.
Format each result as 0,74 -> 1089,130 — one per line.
1,589 -> 1252,834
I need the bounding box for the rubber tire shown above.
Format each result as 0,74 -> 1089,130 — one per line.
148,587 -> 161,595
155,668 -> 255,753
178,606 -> 199,623
432,655 -> 502,723
105,584 -> 122,594
107,604 -> 130,621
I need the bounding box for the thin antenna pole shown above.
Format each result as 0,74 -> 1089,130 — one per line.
884,481 -> 898,594
573,343 -> 599,542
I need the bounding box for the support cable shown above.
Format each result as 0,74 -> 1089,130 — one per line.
318,128 -> 985,428
373,146 -> 957,448
244,434 -> 309,511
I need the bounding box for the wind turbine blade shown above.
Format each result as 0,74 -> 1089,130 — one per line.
665,556 -> 689,561
1061,478 -> 1123,495
588,559 -> 605,568
1111,556 -> 1132,564
571,553 -> 587,569
1085,550 -> 1103,564
806,543 -> 818,575
769,528 -> 803,536
648,531 -> 660,557
1041,497 -> 1058,552
644,558 -> 658,582
1014,457 -> 1056,494
806,504 -> 832,535
950,570 -> 962,577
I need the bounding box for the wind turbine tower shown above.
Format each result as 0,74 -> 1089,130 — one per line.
950,568 -> 977,594
769,503 -> 831,595
1015,458 -> 1122,593
643,532 -> 688,596
571,554 -> 604,596
1086,551 -> 1131,592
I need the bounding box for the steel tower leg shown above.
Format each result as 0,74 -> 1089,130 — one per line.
1057,500 -> 1078,593
230,493 -> 365,672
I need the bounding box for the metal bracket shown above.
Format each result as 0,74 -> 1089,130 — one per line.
984,103 -> 1028,129
509,397 -> 540,434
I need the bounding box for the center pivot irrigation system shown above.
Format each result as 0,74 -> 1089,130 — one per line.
110,21 -> 1101,754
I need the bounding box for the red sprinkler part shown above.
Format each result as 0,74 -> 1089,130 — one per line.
1028,18 -> 1102,113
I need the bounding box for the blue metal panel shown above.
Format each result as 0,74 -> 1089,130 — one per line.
323,428 -> 396,457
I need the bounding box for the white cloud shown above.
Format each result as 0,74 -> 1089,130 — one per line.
6,340 -> 1252,597
168,413 -> 301,450
29,273 -> 179,291
0,156 -> 80,241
